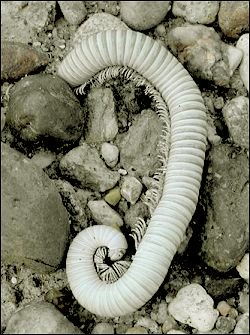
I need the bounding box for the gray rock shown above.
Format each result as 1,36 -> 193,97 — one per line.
59,143 -> 120,192
120,1 -> 171,31
215,316 -> 236,333
101,142 -> 119,168
30,150 -> 56,169
218,1 -> 249,39
234,313 -> 249,334
4,301 -> 82,334
167,25 -> 235,87
201,144 -> 249,272
204,277 -> 242,301
124,201 -> 149,229
1,1 -> 56,44
88,200 -> 123,228
172,1 -> 219,24
7,74 -> 83,142
222,96 -> 249,149
85,87 -> 118,144
92,322 -> 115,334
1,282 -> 17,331
121,176 -> 143,205
58,1 -> 87,25
117,109 -> 162,178
1,143 -> 69,273
236,253 -> 249,282
236,34 -> 249,92
238,291 -> 249,313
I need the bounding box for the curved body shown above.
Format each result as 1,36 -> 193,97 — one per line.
58,30 -> 207,317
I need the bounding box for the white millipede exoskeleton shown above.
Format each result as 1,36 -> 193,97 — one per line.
57,30 -> 207,317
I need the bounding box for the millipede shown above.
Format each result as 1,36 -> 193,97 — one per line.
57,29 -> 207,317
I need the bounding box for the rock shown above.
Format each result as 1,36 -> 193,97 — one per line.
151,301 -> 169,324
222,96 -> 249,149
161,315 -> 177,334
120,1 -> 171,31
124,201 -> 149,228
236,253 -> 249,282
72,13 -> 129,47
4,301 -> 82,334
101,142 -> 119,168
58,1 -> 87,25
172,1 -> 219,24
1,282 -> 17,331
117,109 -> 162,178
166,331 -> 187,334
1,108 -> 6,131
30,150 -> 56,169
216,301 -> 232,317
215,316 -> 236,333
224,44 -> 243,76
135,317 -> 162,334
218,1 -> 249,39
88,200 -> 123,228
236,33 -> 249,92
238,291 -> 249,313
204,277 -> 242,301
168,284 -> 219,332
59,143 -> 120,192
234,313 -> 249,334
125,327 -> 148,334
1,41 -> 49,81
1,1 -> 56,44
201,144 -> 249,272
7,74 -> 83,142
104,187 -> 121,206
1,143 -> 69,273
167,25 -> 234,86
85,88 -> 118,144
121,176 -> 143,205
92,322 -> 114,334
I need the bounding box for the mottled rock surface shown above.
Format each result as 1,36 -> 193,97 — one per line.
236,33 -> 249,92
58,1 -> 87,25
88,200 -> 123,228
1,143 -> 69,273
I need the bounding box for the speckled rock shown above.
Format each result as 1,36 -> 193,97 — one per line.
59,143 -> 120,193
167,24 -> 238,86
168,284 -> 219,332
4,302 -> 82,334
204,277 -> 242,301
172,1 -> 219,24
1,1 -> 56,44
218,1 -> 249,39
101,142 -> 119,168
1,41 -> 49,81
236,253 -> 249,281
121,175 -> 143,205
125,326 -> 148,334
236,33 -> 249,92
161,315 -> 177,333
7,74 -> 83,142
151,301 -> 169,324
88,200 -> 123,228
1,143 -> 69,273
58,1 -> 87,25
201,144 -> 249,272
91,322 -> 114,334
72,13 -> 129,47
222,96 -> 249,149
120,1 -> 171,31
238,291 -> 249,313
117,109 -> 162,178
85,87 -> 118,144
104,187 -> 121,206
234,313 -> 249,334
215,316 -> 236,333
135,317 -> 162,334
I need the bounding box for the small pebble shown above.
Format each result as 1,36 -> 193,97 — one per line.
135,316 -> 162,334
238,291 -> 249,313
30,151 -> 56,169
125,326 -> 148,334
213,97 -> 224,110
236,253 -> 249,282
118,168 -> 128,176
58,1 -> 87,25
236,33 -> 249,92
91,322 -> 114,334
227,308 -> 238,320
162,315 -> 177,334
217,301 -> 232,316
101,142 -> 119,168
234,313 -> 249,334
215,316 -> 236,333
88,200 -> 123,228
224,44 -> 243,76
121,175 -> 143,205
10,277 -> 17,285
104,187 -> 121,206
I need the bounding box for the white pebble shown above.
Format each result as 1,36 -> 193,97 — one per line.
236,33 -> 249,92
234,313 -> 249,334
224,44 -> 243,76
125,326 -> 148,334
121,175 -> 143,205
135,317 -> 161,334
101,142 -> 119,168
168,283 -> 219,332
92,322 -> 114,334
236,253 -> 249,282
238,291 -> 249,314
118,168 -> 128,176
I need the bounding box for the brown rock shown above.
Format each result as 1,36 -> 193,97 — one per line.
1,41 -> 49,81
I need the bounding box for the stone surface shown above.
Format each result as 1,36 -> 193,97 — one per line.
236,253 -> 249,281
168,284 -> 219,332
224,44 -> 243,76
88,200 -> 123,228
1,281 -> 17,331
104,187 -> 121,206
1,41 -> 49,81
4,302 -> 82,334
30,150 -> 56,169
85,87 -> 118,144
125,326 -> 148,334
101,142 -> 119,168
117,109 -> 162,178
218,1 -> 249,39
167,25 -> 234,87
121,175 -> 143,205
204,277 -> 242,301
135,317 -> 162,334
222,96 -> 249,149
1,143 -> 69,273
120,1 -> 171,30
59,143 -> 120,192
216,301 -> 232,317
238,291 -> 249,313
201,144 -> 249,272
91,322 -> 114,334
7,74 -> 83,142
172,1 -> 219,24
236,33 -> 249,92
161,315 -> 177,334
215,316 -> 236,333
58,1 -> 87,25
234,313 -> 249,334
124,201 -> 149,229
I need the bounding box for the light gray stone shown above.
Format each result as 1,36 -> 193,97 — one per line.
88,200 -> 123,228
30,150 -> 56,169
236,33 -> 249,92
224,44 -> 243,76
4,302 -> 82,334
234,313 -> 249,334
236,253 -> 249,282
135,317 -> 162,334
215,316 -> 236,333
59,143 -> 120,193
58,1 -> 87,25
101,142 -> 119,168
172,1 -> 219,24
121,176 -> 143,205
92,322 -> 114,334
238,291 -> 249,313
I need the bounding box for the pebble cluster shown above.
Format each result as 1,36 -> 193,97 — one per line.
1,1 -> 249,334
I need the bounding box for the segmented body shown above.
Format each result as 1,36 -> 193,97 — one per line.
58,30 -> 207,317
